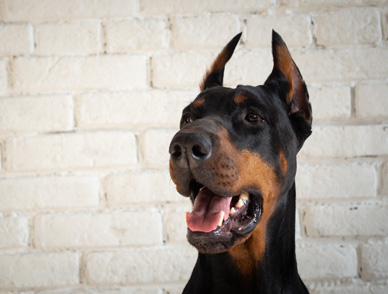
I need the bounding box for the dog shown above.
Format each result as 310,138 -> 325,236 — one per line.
169,31 -> 312,294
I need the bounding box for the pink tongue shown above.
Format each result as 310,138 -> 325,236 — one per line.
186,188 -> 232,233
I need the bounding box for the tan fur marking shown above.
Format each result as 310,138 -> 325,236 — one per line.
216,128 -> 280,276
193,97 -> 205,108
275,45 -> 294,104
229,150 -> 279,277
279,150 -> 288,176
234,94 -> 248,104
200,46 -> 230,91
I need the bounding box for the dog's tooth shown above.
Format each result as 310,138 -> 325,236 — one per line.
218,211 -> 225,227
239,192 -> 249,201
235,199 -> 245,209
230,207 -> 236,215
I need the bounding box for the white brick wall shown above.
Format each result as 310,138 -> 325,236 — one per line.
0,0 -> 387,293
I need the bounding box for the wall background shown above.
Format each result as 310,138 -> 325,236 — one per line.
0,0 -> 387,293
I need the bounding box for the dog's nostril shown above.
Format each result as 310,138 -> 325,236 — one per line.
171,144 -> 182,158
192,144 -> 210,160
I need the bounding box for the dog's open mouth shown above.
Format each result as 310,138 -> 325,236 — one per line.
185,180 -> 262,253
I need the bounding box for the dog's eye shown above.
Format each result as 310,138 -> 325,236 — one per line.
182,114 -> 193,124
245,112 -> 263,123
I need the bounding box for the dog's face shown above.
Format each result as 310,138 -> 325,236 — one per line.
169,31 -> 312,255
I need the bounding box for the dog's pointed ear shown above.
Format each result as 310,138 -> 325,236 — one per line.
200,32 -> 242,91
265,30 -> 312,147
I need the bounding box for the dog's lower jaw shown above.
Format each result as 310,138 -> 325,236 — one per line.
183,183 -> 309,294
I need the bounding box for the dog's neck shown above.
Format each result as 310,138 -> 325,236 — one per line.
183,183 -> 308,294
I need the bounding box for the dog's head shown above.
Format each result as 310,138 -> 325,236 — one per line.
169,31 -> 312,256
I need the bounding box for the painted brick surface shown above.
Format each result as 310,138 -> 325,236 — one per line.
34,211 -> 163,248
0,24 -> 32,56
296,162 -> 377,199
303,203 -> 388,236
0,59 -> 8,92
105,170 -> 181,205
0,216 -> 28,248
0,1 -> 387,293
361,239 -> 388,280
0,252 -> 79,288
0,95 -> 73,134
307,86 -> 351,121
296,243 -> 358,280
301,124 -> 388,158
2,0 -> 137,21
85,247 -> 196,285
76,90 -> 193,129
105,18 -> 170,53
0,176 -> 99,211
34,21 -> 101,55
13,55 -> 148,92
171,14 -> 241,49
140,129 -> 178,168
5,132 -> 137,172
246,14 -> 311,48
313,8 -> 380,46
356,84 -> 388,119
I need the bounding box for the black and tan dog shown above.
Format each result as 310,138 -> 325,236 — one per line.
169,31 -> 312,294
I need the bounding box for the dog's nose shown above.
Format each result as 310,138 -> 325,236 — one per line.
169,132 -> 212,169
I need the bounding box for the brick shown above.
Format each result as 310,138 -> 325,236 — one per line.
293,48 -> 388,83
0,95 -> 73,134
85,247 -> 196,285
296,162 -> 377,199
2,0 -> 136,21
361,239 -> 388,280
383,7 -> 388,41
5,132 -> 137,172
152,49 -> 274,90
296,243 -> 358,280
84,289 -> 161,294
140,129 -> 177,168
140,0 -> 274,15
106,18 -> 170,53
171,14 -> 240,50
0,23 -> 32,56
0,59 -> 7,92
314,8 -> 380,46
106,170 -> 182,206
12,55 -> 148,92
303,203 -> 388,236
163,205 -> 192,244
282,0 -> 388,7
77,90 -> 194,129
356,84 -> 388,119
246,14 -> 311,49
383,162 -> 388,196
308,86 -> 351,121
0,252 -> 79,288
152,51 -> 214,89
35,211 -> 162,248
311,282 -> 371,294
0,176 -> 99,211
300,124 -> 388,158
224,49 -> 273,87
0,216 -> 28,248
34,21 -> 101,55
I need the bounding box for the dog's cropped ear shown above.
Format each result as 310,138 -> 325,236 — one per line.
200,32 -> 242,91
265,30 -> 312,147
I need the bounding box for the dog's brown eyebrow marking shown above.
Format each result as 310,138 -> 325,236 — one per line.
279,150 -> 288,176
193,97 -> 205,108
234,94 -> 248,104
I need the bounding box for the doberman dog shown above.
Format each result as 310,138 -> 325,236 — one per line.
169,31 -> 312,294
